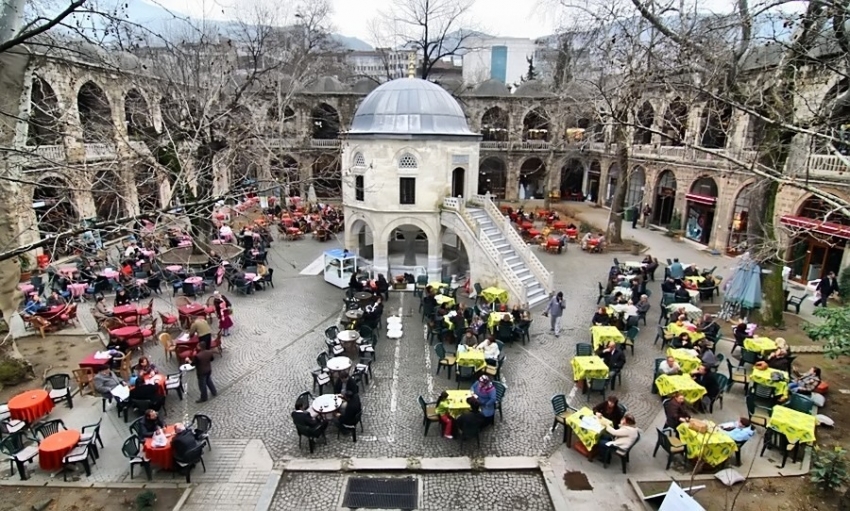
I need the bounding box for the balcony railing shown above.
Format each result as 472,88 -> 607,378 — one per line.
805,153 -> 850,178
127,140 -> 150,154
512,140 -> 550,151
85,143 -> 117,161
23,145 -> 66,166
310,139 -> 341,149
480,141 -> 509,150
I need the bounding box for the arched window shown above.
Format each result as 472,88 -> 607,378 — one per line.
398,153 -> 418,169
353,152 -> 366,168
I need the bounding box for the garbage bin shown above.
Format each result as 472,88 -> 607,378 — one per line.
624,209 -> 633,222
631,242 -> 640,256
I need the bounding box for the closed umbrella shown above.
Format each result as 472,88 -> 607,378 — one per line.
719,253 -> 762,320
307,184 -> 317,204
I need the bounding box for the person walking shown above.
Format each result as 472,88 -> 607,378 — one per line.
186,345 -> 218,403
641,204 -> 652,228
545,291 -> 566,337
631,205 -> 640,229
814,272 -> 839,307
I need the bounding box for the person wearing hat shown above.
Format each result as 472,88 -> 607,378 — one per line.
471,375 -> 497,427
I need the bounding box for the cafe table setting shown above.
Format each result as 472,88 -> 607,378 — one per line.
144,424 -> 178,469
8,389 -> 54,422
39,428 -> 82,471
666,303 -> 703,322
750,366 -> 790,399
676,420 -> 738,466
565,407 -> 613,451
666,323 -> 706,342
487,312 -> 513,332
744,336 -> 777,355
655,374 -> 707,404
456,349 -> 487,372
434,294 -> 456,308
571,356 -> 610,382
590,326 -> 626,350
480,287 -> 509,305
767,406 -> 817,445
445,390 -> 474,418
666,348 -> 702,373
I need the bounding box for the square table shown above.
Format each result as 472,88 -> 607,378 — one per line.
750,367 -> 790,399
487,313 -> 513,333
684,276 -> 706,285
571,356 -> 610,381
481,287 -> 509,304
666,303 -> 703,322
428,282 -> 448,291
676,422 -> 737,466
666,323 -> 706,342
666,348 -> 702,373
445,390 -> 474,418
768,406 -> 817,444
565,407 -> 613,450
655,374 -> 707,404
622,261 -> 646,270
79,352 -> 113,370
456,349 -> 487,371
590,326 -> 625,351
434,295 -> 456,308
744,337 -> 777,354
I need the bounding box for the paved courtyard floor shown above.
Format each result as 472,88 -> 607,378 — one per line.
1,217 -> 808,510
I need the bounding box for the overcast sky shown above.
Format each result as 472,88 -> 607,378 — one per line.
152,0 -> 560,42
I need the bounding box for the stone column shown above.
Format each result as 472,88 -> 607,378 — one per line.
427,236 -> 442,282
372,240 -> 389,278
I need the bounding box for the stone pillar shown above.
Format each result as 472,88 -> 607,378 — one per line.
372,240 -> 389,278
427,237 -> 442,282
400,227 -> 419,266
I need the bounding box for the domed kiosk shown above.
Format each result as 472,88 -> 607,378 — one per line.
343,78 -> 481,280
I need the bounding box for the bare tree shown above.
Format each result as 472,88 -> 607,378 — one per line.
373,0 -> 479,79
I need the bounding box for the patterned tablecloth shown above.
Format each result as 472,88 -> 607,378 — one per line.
590,326 -> 626,351
445,390 -> 474,418
750,367 -> 790,399
481,287 -> 509,305
566,407 -> 612,450
684,276 -> 706,285
571,356 -> 610,381
655,374 -> 707,404
676,422 -> 738,466
456,350 -> 487,371
666,303 -> 703,322
666,348 -> 701,373
666,323 -> 707,342
488,313 -> 513,332
768,405 -> 817,444
434,295 -> 456,308
744,337 -> 777,354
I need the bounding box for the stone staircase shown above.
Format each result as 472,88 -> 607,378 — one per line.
467,207 -> 550,308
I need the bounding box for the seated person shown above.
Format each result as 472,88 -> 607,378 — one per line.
23,294 -> 47,315
658,356 -> 682,375
333,372 -> 359,396
591,306 -> 610,326
672,332 -> 696,351
674,286 -> 692,303
698,346 -> 719,369
93,367 -> 125,401
691,364 -> 720,411
470,315 -> 486,336
476,336 -> 500,363
719,417 -> 756,443
597,342 -> 626,372
612,291 -> 627,305
661,278 -> 677,294
697,314 -> 720,339
455,398 -> 485,439
766,338 -> 791,370
592,395 -> 624,428
664,393 -> 691,429
291,400 -> 328,435
138,409 -> 165,438
434,391 -> 454,439
635,295 -> 651,315
46,291 -> 66,307
597,413 -> 639,465
171,423 -> 202,459
114,289 -> 132,307
129,382 -> 165,411
684,264 -> 699,277
789,367 -> 821,394
136,355 -> 158,375
336,391 -> 362,429
471,376 -> 497,427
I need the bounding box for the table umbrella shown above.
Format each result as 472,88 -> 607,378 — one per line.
719,253 -> 762,320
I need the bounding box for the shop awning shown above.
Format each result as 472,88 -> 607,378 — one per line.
685,193 -> 717,206
780,215 -> 850,240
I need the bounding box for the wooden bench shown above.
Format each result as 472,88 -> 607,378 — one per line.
785,293 -> 808,314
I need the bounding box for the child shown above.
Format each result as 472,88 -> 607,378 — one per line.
435,391 -> 453,439
219,307 -> 234,336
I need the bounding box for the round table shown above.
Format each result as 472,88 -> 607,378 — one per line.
8,389 -> 54,422
184,276 -> 203,285
165,265 -> 183,272
144,425 -> 176,469
113,304 -> 138,317
110,326 -> 141,339
353,292 -> 374,309
345,310 -> 363,321
326,356 -> 352,373
39,429 -> 81,470
68,283 -> 88,298
312,394 -> 342,415
18,283 -> 35,294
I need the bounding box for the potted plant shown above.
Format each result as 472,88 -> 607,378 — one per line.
17,254 -> 33,282
667,210 -> 684,240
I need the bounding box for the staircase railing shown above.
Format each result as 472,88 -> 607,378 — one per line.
469,194 -> 554,294
441,198 -> 527,303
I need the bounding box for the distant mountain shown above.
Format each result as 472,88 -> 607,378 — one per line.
333,34 -> 372,51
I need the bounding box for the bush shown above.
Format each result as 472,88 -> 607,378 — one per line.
579,222 -> 594,234
839,267 -> 850,303
135,490 -> 157,511
0,357 -> 29,386
668,210 -> 682,231
811,445 -> 850,492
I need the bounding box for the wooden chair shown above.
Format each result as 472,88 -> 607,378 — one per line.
158,312 -> 180,332
25,316 -> 50,338
72,368 -> 95,396
119,353 -> 133,381
209,332 -> 224,355
159,333 -> 176,361
175,296 -> 192,308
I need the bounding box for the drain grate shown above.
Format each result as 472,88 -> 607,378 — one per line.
342,477 -> 419,509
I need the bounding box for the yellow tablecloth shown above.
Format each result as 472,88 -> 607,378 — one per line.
590,326 -> 625,350
684,276 -> 706,285
445,390 -> 474,418
666,323 -> 706,342
565,407 -> 612,450
481,287 -> 509,304
744,337 -> 777,354
655,374 -> 707,404
750,367 -> 790,399
456,349 -> 487,371
768,406 -> 817,444
444,316 -> 468,330
488,313 -> 513,332
434,295 -> 456,308
666,348 -> 701,373
571,356 -> 610,381
676,422 -> 738,466
429,282 -> 448,291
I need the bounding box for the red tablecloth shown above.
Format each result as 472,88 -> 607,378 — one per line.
113,304 -> 138,316
546,237 -> 560,248
79,353 -> 112,370
184,276 -> 203,285
178,303 -> 205,316
166,265 -> 183,272
68,283 -> 88,297
110,326 -> 141,339
521,221 -> 533,230
144,425 -> 176,469
36,306 -> 66,317
528,229 -> 541,237
553,221 -> 567,229
39,429 -> 81,470
8,389 -> 54,422
565,228 -> 578,237
287,227 -> 301,234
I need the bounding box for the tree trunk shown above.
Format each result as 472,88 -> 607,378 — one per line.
607,127 -> 630,244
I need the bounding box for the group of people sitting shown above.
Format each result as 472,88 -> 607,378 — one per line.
92,356 -> 167,413
291,372 -> 363,440
665,392 -> 756,444
433,375 -> 498,440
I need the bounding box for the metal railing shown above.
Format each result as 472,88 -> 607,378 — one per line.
512,140 -> 550,151
310,139 -> 341,149
806,153 -> 850,177
84,143 -> 116,160
25,145 -> 66,164
479,141 -> 509,150
469,194 -> 555,295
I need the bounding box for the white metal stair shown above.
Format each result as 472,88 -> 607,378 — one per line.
467,207 -> 549,308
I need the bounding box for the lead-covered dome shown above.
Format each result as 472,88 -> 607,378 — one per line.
349,78 -> 476,137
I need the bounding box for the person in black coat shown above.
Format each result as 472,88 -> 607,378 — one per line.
333,373 -> 359,395
138,409 -> 165,438
337,391 -> 362,427
692,365 -> 720,411
291,401 -> 327,434
815,272 -> 839,307
597,342 -> 626,371
171,423 -> 202,459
